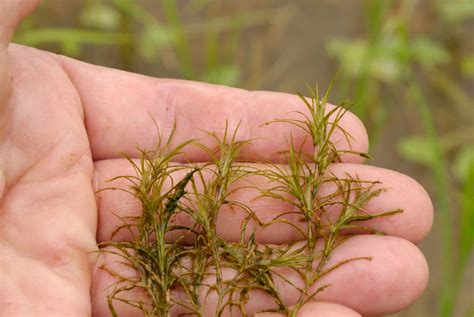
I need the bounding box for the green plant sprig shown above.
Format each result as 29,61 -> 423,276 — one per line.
256,85 -> 402,316
98,126 -> 200,317
99,85 -> 402,316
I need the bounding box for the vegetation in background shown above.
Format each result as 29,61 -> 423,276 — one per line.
99,87 -> 399,316
326,0 -> 473,316
14,0 -> 294,86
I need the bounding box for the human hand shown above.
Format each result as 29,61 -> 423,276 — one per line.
0,1 -> 433,316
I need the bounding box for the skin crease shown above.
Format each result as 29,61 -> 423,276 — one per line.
0,167 -> 5,199
0,1 -> 433,316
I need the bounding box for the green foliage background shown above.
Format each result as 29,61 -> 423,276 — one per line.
14,0 -> 474,316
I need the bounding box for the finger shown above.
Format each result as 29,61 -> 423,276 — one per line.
94,160 -> 433,244
91,235 -> 428,316
255,302 -> 361,317
199,235 -> 428,316
60,56 -> 368,163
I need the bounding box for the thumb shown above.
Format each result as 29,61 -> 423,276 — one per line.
0,0 -> 41,131
0,0 -> 41,47
0,0 -> 41,197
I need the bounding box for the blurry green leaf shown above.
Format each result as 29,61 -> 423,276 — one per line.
453,146 -> 474,182
437,0 -> 474,23
138,25 -> 177,61
326,39 -> 368,77
397,135 -> 437,166
461,54 -> 474,78
460,159 -> 474,269
200,64 -> 240,86
411,38 -> 450,69
80,3 -> 121,30
370,56 -> 402,82
113,0 -> 157,26
60,41 -> 81,57
15,28 -> 131,47
371,36 -> 409,82
327,37 -> 408,83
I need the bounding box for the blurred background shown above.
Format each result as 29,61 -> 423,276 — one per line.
13,0 -> 473,316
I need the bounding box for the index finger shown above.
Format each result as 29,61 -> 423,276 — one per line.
60,56 -> 368,163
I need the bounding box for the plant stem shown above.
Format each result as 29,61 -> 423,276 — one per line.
408,84 -> 454,316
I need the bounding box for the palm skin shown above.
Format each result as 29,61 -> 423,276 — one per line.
0,1 -> 433,316
0,4 -> 96,314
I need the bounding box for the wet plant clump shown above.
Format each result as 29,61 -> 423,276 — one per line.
98,85 -> 402,317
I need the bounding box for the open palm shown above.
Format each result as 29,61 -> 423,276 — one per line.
0,1 -> 433,316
